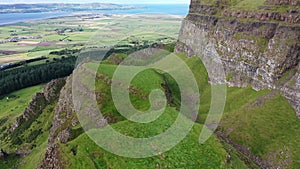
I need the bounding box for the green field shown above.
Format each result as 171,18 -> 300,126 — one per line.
0,14 -> 183,64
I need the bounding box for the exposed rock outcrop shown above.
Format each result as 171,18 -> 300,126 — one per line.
222,10 -> 300,24
176,0 -> 300,117
9,78 -> 66,133
190,0 -> 300,23
39,145 -> 64,169
39,75 -> 76,169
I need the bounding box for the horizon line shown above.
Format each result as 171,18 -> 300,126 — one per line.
0,2 -> 190,5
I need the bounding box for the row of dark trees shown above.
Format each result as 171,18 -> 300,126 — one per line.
0,42 -> 176,96
0,56 -> 76,96
0,56 -> 47,71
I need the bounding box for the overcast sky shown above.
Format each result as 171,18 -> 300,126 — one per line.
0,0 -> 190,4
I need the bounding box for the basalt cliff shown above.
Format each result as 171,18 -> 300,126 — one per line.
3,1 -> 299,169
38,1 -> 300,168
175,0 -> 300,118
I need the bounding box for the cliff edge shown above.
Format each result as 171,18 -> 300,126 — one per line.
175,0 -> 300,117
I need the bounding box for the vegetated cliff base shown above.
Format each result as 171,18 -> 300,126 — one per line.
175,0 -> 300,118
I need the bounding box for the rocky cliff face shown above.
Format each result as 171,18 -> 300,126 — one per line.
38,75 -> 76,169
175,0 -> 300,118
9,78 -> 66,134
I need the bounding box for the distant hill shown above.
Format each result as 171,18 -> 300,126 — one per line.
0,3 -> 142,14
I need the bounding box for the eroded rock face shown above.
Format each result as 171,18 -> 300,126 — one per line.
48,75 -> 75,146
38,145 -> 63,169
39,75 -> 75,169
9,78 -> 66,133
176,0 -> 300,118
40,71 -> 96,168
281,71 -> 300,118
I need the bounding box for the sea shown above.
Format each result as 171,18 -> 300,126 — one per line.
0,4 -> 189,26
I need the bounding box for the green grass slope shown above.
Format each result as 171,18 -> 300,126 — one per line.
0,85 -> 44,125
0,85 -> 44,168
60,120 -> 231,169
2,51 -> 299,168
177,54 -> 300,168
54,58 -> 249,168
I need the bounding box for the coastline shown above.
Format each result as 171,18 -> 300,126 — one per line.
0,4 -> 188,26
0,12 -> 72,26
